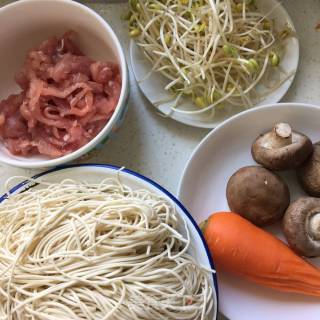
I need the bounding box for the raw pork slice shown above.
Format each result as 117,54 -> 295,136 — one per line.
0,31 -> 121,158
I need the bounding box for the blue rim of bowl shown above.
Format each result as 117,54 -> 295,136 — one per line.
0,163 -> 219,317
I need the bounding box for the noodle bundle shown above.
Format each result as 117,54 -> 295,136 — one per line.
0,177 -> 214,319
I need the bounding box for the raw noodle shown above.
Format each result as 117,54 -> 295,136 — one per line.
0,177 -> 214,319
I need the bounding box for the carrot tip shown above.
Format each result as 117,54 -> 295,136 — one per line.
199,219 -> 208,233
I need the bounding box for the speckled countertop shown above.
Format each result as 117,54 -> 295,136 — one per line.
0,0 -> 320,319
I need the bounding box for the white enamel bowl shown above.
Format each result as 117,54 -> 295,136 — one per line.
0,0 -> 129,168
0,164 -> 219,319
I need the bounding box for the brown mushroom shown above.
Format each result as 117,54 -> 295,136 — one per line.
283,197 -> 320,257
251,123 -> 313,171
226,166 -> 290,226
297,142 -> 320,197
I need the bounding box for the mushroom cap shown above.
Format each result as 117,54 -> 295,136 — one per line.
297,142 -> 320,197
226,166 -> 290,226
251,124 -> 313,171
283,197 -> 320,257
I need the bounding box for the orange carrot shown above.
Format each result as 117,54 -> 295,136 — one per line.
202,212 -> 320,297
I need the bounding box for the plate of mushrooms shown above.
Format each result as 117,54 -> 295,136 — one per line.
178,103 -> 320,320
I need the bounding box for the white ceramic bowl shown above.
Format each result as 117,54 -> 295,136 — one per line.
0,0 -> 129,168
0,164 -> 219,319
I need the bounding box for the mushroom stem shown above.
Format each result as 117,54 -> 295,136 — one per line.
309,213 -> 320,241
252,123 -> 313,171
272,123 -> 292,148
284,197 -> 320,257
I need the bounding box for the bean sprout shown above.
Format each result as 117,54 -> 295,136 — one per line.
129,0 -> 294,116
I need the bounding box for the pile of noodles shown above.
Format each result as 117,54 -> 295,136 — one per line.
0,177 -> 214,320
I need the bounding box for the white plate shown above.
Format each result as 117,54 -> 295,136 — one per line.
130,0 -> 299,128
0,164 -> 218,320
178,103 -> 320,320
